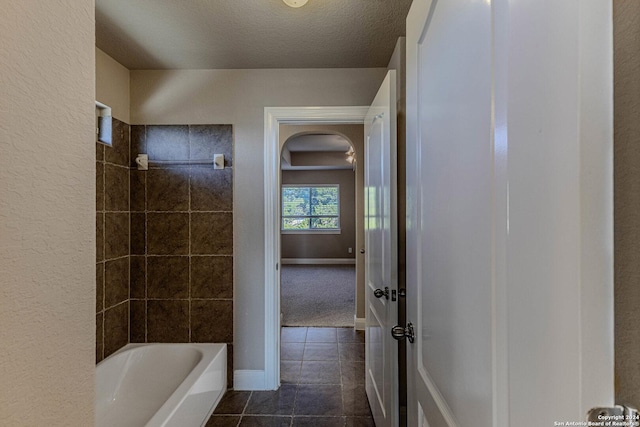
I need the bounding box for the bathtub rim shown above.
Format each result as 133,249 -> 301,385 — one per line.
96,342 -> 227,427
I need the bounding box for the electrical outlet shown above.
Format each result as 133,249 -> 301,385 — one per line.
348,247 -> 353,254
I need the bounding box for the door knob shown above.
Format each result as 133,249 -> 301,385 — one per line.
359,249 -> 365,254
374,287 -> 389,299
391,323 -> 415,343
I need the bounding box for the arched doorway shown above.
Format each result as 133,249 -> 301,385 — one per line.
279,131 -> 358,328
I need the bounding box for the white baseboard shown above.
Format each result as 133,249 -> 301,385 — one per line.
233,370 -> 267,391
354,316 -> 366,331
281,258 -> 356,265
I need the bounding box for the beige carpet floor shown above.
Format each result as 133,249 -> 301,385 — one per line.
281,265 -> 355,327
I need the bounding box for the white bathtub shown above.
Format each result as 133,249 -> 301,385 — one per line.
96,343 -> 226,427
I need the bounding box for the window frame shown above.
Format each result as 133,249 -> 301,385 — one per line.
281,184 -> 341,234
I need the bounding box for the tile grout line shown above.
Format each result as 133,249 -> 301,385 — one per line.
102,299 -> 129,313
290,332 -> 301,424
144,210 -> 233,213
337,328 -> 345,418
101,152 -> 106,362
143,125 -> 148,344
188,125 -> 192,344
103,254 -> 131,262
145,254 -> 232,257
238,390 -> 253,425
127,124 -> 132,347
131,297 -> 233,301
103,160 -> 131,169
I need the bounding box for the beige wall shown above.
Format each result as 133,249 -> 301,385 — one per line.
0,1 -> 95,425
96,48 -> 131,123
614,0 -> 640,410
131,68 -> 386,370
281,169 -> 356,259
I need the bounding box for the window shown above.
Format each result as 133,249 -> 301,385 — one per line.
282,185 -> 340,231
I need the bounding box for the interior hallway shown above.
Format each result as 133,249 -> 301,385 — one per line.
206,327 -> 373,426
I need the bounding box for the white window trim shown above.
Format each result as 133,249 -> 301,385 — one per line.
281,229 -> 341,235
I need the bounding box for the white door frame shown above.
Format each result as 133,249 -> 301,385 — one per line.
263,106 -> 369,390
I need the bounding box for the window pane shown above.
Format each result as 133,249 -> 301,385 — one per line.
311,187 -> 338,216
283,217 -> 310,230
282,187 -> 310,216
311,217 -> 339,229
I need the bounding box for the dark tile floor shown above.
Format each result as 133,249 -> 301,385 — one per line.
206,327 -> 374,427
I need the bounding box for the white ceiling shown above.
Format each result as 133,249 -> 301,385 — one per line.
284,134 -> 351,152
96,0 -> 412,70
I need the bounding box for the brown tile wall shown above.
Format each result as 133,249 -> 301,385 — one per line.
129,125 -> 234,387
96,118 -> 131,363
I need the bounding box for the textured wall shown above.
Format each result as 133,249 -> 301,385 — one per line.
0,1 -> 95,425
281,169 -> 356,260
131,68 -> 384,370
614,0 -> 640,410
96,118 -> 131,362
129,124 -> 234,387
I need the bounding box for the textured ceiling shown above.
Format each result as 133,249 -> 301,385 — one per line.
96,0 -> 412,69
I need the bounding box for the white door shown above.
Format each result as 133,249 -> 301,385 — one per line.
405,0 -> 613,426
364,70 -> 398,427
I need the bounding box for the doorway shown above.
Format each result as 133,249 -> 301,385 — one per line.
279,128 -> 361,328
262,107 -> 368,390
276,126 -> 375,421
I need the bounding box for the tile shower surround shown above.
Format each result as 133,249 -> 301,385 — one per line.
129,124 -> 234,387
96,118 -> 131,362
96,123 -> 234,387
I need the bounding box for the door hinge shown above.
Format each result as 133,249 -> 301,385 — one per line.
587,406 -> 639,425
